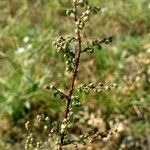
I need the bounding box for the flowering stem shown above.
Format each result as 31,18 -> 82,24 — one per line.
59,5 -> 82,150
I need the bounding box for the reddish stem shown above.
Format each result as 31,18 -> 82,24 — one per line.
59,30 -> 81,150
59,3 -> 81,149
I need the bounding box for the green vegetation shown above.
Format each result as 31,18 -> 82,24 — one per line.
0,0 -> 149,149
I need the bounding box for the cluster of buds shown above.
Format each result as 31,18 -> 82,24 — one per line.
62,127 -> 118,146
66,0 -> 89,17
82,36 -> 113,53
60,118 -> 73,134
25,133 -> 34,150
52,36 -> 75,52
75,6 -> 91,31
71,96 -> 81,108
69,96 -> 82,120
25,115 -> 51,132
75,0 -> 88,6
93,6 -> 101,14
44,84 -> 70,100
52,36 -> 65,52
71,134 -> 88,145
52,36 -> 76,71
75,6 -> 100,32
64,53 -> 75,71
89,129 -> 118,143
25,115 -> 61,150
67,0 -> 100,32
25,121 -> 30,131
36,114 -> 43,123
66,8 -> 76,17
36,141 -> 44,149
77,82 -> 118,94
62,134 -> 88,146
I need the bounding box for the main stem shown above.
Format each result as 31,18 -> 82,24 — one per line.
59,30 -> 82,150
59,4 -> 81,149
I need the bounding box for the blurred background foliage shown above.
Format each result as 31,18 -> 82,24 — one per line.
0,0 -> 149,149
